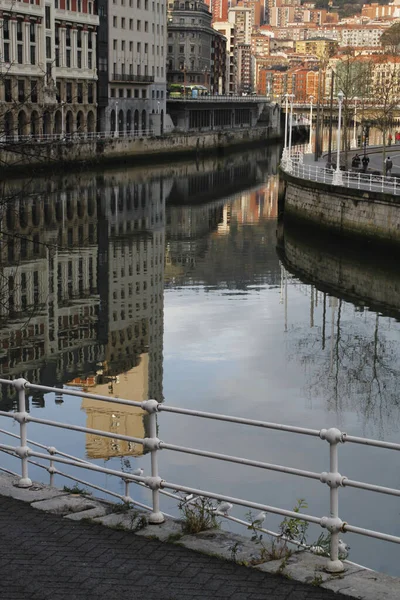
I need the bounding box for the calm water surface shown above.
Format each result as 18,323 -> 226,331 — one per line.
0,145 -> 399,575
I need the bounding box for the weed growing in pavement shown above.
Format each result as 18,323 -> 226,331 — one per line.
63,484 -> 90,495
178,496 -> 220,534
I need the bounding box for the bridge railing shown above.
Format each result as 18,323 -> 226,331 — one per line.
281,151 -> 400,196
0,377 -> 399,573
167,95 -> 271,103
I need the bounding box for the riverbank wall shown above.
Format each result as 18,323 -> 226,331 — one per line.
277,222 -> 400,319
0,126 -> 278,175
280,168 -> 400,246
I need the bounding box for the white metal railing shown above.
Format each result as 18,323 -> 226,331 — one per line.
0,378 -> 399,574
281,151 -> 400,196
0,130 -> 155,144
168,95 -> 271,103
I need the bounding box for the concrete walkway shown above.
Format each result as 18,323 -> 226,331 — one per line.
0,495 -> 347,600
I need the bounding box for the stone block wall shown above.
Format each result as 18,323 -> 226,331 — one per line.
282,172 -> 400,245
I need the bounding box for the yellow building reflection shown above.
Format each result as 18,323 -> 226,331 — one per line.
73,353 -> 150,459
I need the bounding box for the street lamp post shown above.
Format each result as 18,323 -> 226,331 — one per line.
333,90 -> 344,186
287,93 -> 295,172
61,101 -> 65,138
308,95 -> 314,154
281,93 -> 289,167
352,97 -> 358,148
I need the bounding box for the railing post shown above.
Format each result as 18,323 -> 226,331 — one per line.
14,378 -> 32,488
142,399 -> 165,524
320,428 -> 345,573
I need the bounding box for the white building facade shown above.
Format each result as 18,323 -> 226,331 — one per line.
0,0 -> 99,139
97,0 -> 167,136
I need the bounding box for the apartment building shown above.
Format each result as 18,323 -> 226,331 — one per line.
97,0 -> 167,136
0,0 -> 99,139
212,20 -> 237,94
167,0 -> 215,91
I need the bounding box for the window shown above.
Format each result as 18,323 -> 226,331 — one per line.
142,89 -> 146,98
129,41 -> 133,51
17,21 -> 23,42
145,21 -> 148,32
119,88 -> 123,97
66,49 -> 71,67
17,45 -> 23,64
137,20 -> 141,31
113,16 -> 117,27
30,45 -> 36,65
113,39 -> 117,50
18,80 -> 25,103
137,42 -> 141,52
66,28 -> 71,47
88,52 -> 92,69
111,88 -> 115,97
77,29 -> 82,48
168,45 -> 172,53
30,24 -> 36,43
121,40 -> 125,51
121,17 -> 125,28
4,80 -> 11,102
145,0 -> 148,8
4,43 -> 10,63
3,18 -> 9,40
88,83 -> 94,103
66,82 -> 72,103
127,89 -> 131,98
179,45 -> 184,53
77,50 -> 82,68
130,19 -> 133,29
145,43 -> 148,53
134,89 -> 139,97
77,83 -> 83,103
45,6 -> 51,29
46,36 -> 51,59
137,0 -> 141,6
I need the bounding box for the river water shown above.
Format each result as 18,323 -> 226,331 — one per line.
0,145 -> 398,575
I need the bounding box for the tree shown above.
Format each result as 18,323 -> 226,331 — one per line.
333,53 -> 372,167
367,55 -> 400,170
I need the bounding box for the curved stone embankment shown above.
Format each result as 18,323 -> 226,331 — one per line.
277,222 -> 400,319
280,168 -> 400,246
0,127 -> 278,174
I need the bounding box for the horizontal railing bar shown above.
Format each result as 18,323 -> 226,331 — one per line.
344,479 -> 400,497
159,406 -> 320,437
26,415 -> 145,446
344,435 -> 400,451
0,427 -> 91,464
160,442 -> 321,481
26,449 -> 147,483
0,411 -> 14,419
0,443 -> 19,452
344,524 -> 400,544
23,382 -> 145,409
161,481 -> 322,525
0,466 -> 18,476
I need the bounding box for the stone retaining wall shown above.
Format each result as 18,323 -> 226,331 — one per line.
0,127 -> 277,173
281,169 -> 400,245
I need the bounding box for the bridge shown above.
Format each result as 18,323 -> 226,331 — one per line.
167,95 -> 280,132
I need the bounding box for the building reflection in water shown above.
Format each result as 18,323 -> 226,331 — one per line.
77,172 -> 166,460
165,172 -> 279,288
0,147 -> 278,457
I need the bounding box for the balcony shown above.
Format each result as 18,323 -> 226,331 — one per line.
112,73 -> 154,83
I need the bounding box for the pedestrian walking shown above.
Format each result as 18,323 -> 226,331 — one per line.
362,154 -> 369,172
385,156 -> 393,176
